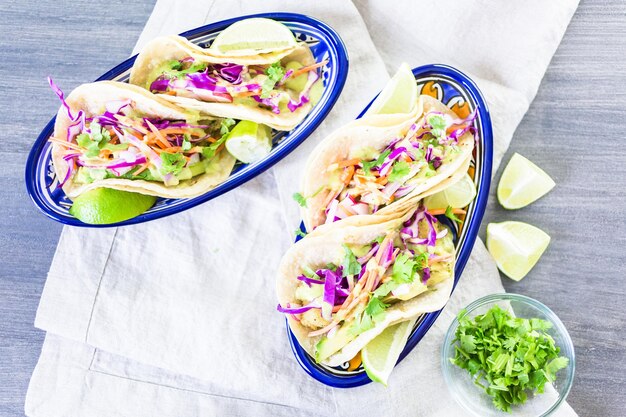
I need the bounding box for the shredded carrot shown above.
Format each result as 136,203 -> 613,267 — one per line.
158,128 -> 205,136
375,176 -> 388,185
337,158 -> 361,168
99,149 -> 112,159
427,208 -> 466,216
133,163 -> 149,176
160,146 -> 182,153
341,165 -> 355,185
145,120 -> 171,149
292,60 -> 329,77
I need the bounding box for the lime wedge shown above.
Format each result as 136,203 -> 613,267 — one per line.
225,120 -> 272,164
497,153 -> 555,209
486,221 -> 551,281
366,63 -> 417,115
424,173 -> 477,209
210,18 -> 296,53
69,188 -> 156,224
361,318 -> 416,385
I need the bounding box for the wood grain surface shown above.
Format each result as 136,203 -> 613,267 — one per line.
0,0 -> 624,416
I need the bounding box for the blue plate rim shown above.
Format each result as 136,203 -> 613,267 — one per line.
25,12 -> 349,228
286,63 -> 493,388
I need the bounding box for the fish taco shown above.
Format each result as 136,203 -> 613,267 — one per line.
129,19 -> 325,131
298,94 -> 476,232
49,79 -> 238,199
276,205 -> 456,366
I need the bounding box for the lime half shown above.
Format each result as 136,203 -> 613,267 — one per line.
366,63 -> 417,115
486,221 -> 550,281
225,120 -> 272,164
69,188 -> 156,224
497,153 -> 555,210
210,18 -> 296,53
424,173 -> 477,209
361,318 -> 416,385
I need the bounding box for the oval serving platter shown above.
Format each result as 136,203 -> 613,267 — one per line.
287,64 -> 493,388
25,13 -> 348,227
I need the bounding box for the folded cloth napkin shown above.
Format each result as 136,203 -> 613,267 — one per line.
26,0 -> 579,416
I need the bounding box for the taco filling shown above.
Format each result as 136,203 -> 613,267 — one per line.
304,108 -> 477,230
48,78 -> 237,189
146,57 -> 325,115
277,206 -> 454,363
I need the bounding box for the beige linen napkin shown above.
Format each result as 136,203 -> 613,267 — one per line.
26,1 -> 579,416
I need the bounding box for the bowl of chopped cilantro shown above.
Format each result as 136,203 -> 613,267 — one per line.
442,293 -> 575,416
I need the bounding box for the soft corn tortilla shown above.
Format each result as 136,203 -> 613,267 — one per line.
52,81 -> 236,200
301,95 -> 475,232
129,35 -> 317,131
277,211 -> 455,367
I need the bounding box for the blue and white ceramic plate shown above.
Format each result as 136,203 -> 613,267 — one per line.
25,13 -> 348,227
288,64 -> 493,388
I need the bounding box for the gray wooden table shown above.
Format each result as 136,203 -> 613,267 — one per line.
1,1 -> 624,416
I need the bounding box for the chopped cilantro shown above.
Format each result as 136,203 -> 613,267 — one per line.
387,160 -> 410,182
427,114 -> 447,139
451,305 -> 569,412
391,253 -> 418,283
362,149 -> 391,176
365,297 -> 389,319
445,206 -> 463,224
163,60 -> 207,79
292,192 -> 308,207
341,245 -> 361,277
261,62 -> 285,98
160,152 -> 186,176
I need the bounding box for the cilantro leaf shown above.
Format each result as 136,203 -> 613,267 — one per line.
365,297 -> 389,318
341,245 -> 361,277
445,206 -> 463,224
391,253 -> 417,283
160,152 -> 186,176
292,192 -> 308,207
362,149 -> 391,176
261,62 -> 285,98
387,160 -> 410,182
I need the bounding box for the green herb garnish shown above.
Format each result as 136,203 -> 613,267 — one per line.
444,206 -> 463,224
362,149 -> 391,176
292,192 -> 308,207
451,305 -> 569,412
387,160 -> 410,182
261,62 -> 285,98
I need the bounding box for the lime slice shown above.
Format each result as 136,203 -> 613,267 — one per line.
225,120 -> 272,164
210,18 -> 296,53
497,153 -> 555,209
366,63 -> 417,115
486,221 -> 551,281
424,173 -> 477,209
69,188 -> 156,224
361,318 -> 416,385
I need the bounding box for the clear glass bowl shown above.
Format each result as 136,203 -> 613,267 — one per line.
441,293 -> 575,417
